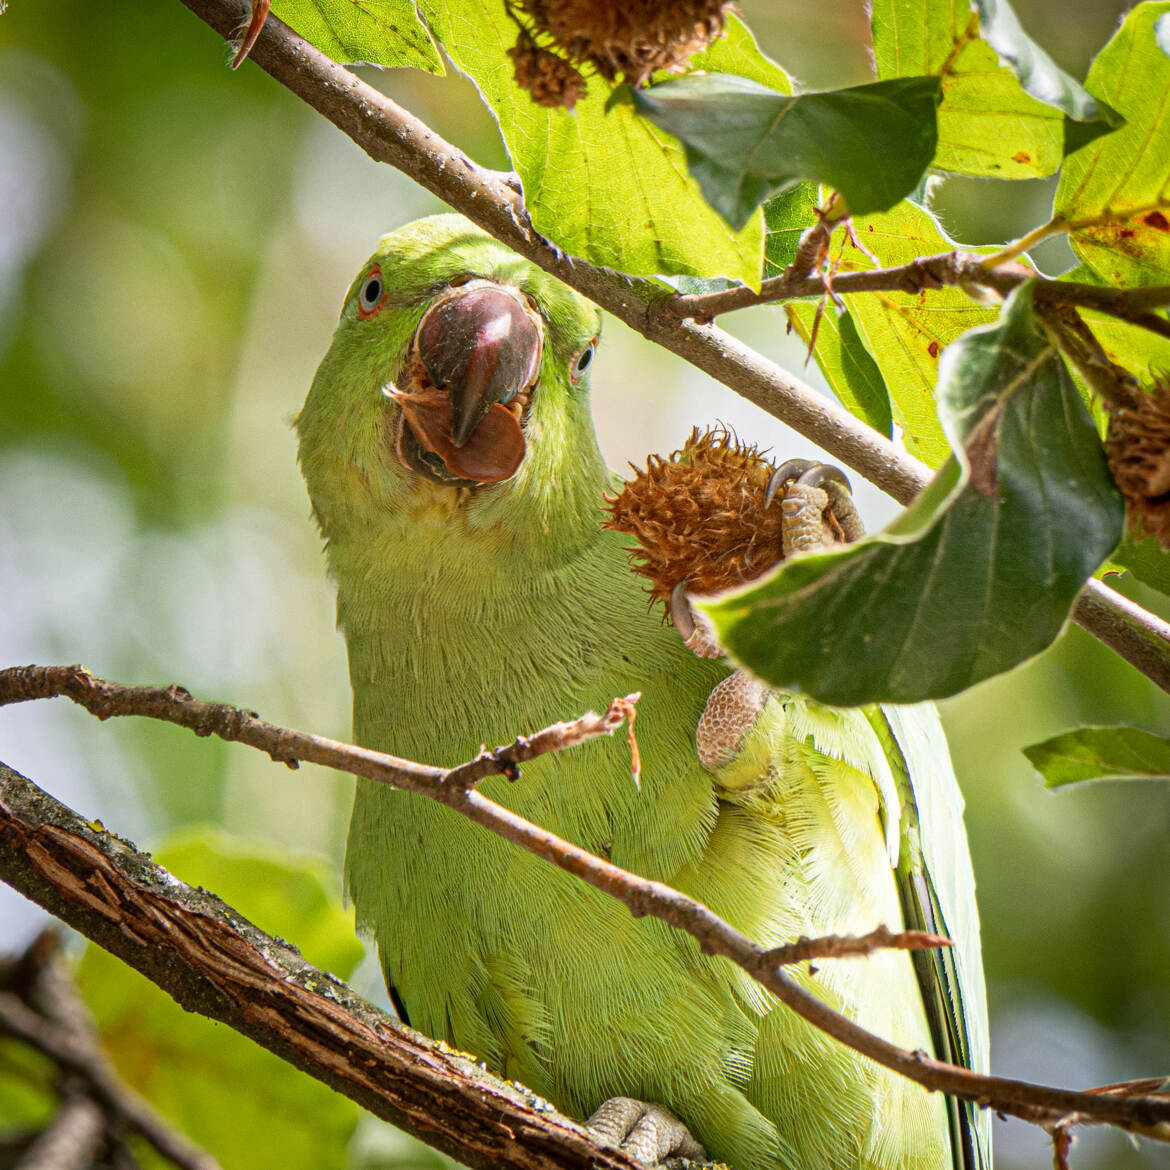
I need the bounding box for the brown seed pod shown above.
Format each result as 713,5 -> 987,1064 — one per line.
507,27 -> 588,109
604,426 -> 791,610
1107,380 -> 1170,547
508,0 -> 731,106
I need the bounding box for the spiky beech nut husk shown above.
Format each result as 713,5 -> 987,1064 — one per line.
508,28 -> 588,109
512,0 -> 731,93
604,426 -> 792,611
1107,380 -> 1170,547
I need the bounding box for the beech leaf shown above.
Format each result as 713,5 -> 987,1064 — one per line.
700,282 -> 1124,705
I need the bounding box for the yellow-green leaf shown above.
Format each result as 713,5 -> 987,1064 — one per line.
836,200 -> 999,466
872,0 -> 1067,178
271,0 -> 443,71
416,1 -> 777,284
1056,2 -> 1170,285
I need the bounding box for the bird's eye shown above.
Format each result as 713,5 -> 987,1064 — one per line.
358,267 -> 386,318
572,340 -> 596,382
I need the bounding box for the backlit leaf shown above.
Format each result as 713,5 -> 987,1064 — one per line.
270,0 -> 443,70
1056,2 -> 1170,286
416,3 -> 781,283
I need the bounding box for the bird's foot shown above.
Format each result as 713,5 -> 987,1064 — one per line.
587,1097 -> 707,1165
764,459 -> 865,555
695,669 -> 769,772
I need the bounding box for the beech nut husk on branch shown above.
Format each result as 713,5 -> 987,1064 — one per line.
507,0 -> 732,107
1107,379 -> 1170,548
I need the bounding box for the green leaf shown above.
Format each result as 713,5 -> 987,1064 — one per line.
1106,530 -> 1170,597
76,830 -> 363,1170
270,0 -> 443,71
872,0 -> 1066,178
1055,2 -> 1170,286
417,4 -> 778,284
1024,725 -> 1170,786
762,182 -> 820,275
829,199 -> 1000,467
631,74 -> 941,230
785,304 -> 894,437
701,282 -> 1125,705
0,1041 -> 56,1135
972,0 -> 1121,142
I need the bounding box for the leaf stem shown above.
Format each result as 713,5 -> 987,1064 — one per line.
978,217 -> 1068,268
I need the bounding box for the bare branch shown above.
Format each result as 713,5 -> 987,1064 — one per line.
0,928 -> 220,1170
659,251 -> 1170,340
0,760 -> 648,1170
1036,303 -> 1144,413
763,926 -> 952,967
4,667 -> 1170,1142
14,1096 -> 104,1170
0,665 -> 634,795
171,0 -> 1170,696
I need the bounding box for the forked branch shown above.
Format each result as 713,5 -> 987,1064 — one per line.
3,665 -> 1169,1146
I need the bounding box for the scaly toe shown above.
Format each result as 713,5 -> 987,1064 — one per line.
587,1097 -> 707,1164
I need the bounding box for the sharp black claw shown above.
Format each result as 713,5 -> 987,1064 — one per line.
766,459 -> 853,507
669,580 -> 695,642
765,459 -> 816,507
797,464 -> 852,494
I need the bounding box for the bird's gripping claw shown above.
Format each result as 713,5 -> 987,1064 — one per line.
677,459 -> 864,771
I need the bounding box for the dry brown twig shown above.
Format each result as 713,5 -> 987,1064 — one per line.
2,664 -> 1169,1152
764,926 -> 952,968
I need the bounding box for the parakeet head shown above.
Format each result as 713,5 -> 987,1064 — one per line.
297,215 -> 604,560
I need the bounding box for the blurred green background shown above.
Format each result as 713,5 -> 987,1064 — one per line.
1,2 -> 1167,1167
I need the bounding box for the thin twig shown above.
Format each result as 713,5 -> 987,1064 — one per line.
661,251 -> 1170,339
763,926 -> 952,967
0,665 -> 636,795
4,666 -> 1170,1141
173,0 -> 1170,696
1036,303 -> 1144,413
14,1096 -> 104,1170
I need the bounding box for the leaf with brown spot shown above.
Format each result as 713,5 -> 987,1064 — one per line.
1056,3 -> 1170,286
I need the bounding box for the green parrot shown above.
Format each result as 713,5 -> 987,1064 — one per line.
297,214 -> 991,1170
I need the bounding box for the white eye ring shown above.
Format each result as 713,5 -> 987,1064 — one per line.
358,267 -> 385,317
572,340 -> 596,381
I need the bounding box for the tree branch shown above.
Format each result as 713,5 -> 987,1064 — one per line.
0,761 -> 647,1170
659,252 -> 1170,342
3,666 -> 1169,1144
0,932 -> 221,1170
172,0 -> 1170,696
14,1096 -> 104,1170
763,926 -> 952,968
